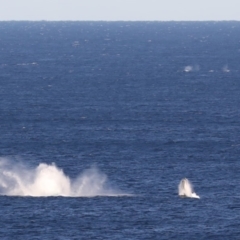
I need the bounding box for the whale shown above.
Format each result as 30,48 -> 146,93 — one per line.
178,178 -> 200,199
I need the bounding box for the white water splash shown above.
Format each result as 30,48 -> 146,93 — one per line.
222,64 -> 230,72
178,178 -> 200,199
0,158 -> 128,197
184,65 -> 193,72
184,65 -> 200,72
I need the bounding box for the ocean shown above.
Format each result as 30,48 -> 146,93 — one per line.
0,21 -> 240,239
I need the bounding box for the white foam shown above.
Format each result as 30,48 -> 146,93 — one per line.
178,178 -> 200,199
0,158 -> 128,197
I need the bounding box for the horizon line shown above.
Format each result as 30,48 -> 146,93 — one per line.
0,20 -> 240,22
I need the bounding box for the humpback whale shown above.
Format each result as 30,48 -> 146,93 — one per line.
178,178 -> 200,199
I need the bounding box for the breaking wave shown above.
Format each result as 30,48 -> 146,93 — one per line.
0,158 -> 129,197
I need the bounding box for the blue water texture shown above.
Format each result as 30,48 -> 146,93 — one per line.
0,21 -> 240,239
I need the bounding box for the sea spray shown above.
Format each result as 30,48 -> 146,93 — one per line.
0,158 -> 127,197
178,178 -> 200,199
72,167 -> 110,197
29,163 -> 71,197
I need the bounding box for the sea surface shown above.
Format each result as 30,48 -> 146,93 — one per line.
0,21 -> 240,239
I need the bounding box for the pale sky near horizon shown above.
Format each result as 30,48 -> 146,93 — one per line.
0,0 -> 239,21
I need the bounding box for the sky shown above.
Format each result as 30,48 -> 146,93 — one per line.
0,0 -> 239,21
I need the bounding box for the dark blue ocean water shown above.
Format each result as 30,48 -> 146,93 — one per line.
0,21 -> 240,239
